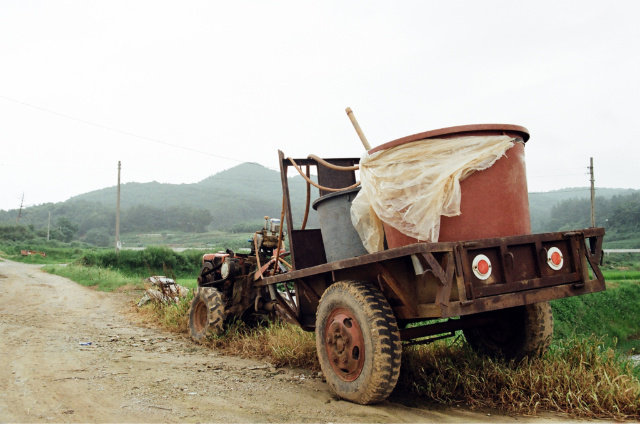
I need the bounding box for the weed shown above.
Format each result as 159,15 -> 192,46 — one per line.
148,292 -> 193,333
400,336 -> 639,420
200,320 -> 319,370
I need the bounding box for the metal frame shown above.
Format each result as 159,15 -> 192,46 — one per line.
268,153 -> 606,340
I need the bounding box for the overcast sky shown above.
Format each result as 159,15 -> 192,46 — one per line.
1,0 -> 638,211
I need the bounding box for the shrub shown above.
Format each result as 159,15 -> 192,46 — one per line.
79,246 -> 202,277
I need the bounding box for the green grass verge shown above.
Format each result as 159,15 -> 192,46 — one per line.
42,264 -> 143,292
551,281 -> 640,354
603,237 -> 640,249
174,277 -> 197,290
79,246 -> 203,277
119,230 -> 255,251
0,244 -> 96,264
602,270 -> 640,281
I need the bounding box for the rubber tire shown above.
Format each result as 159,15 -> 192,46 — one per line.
188,287 -> 225,342
463,301 -> 554,360
315,281 -> 402,404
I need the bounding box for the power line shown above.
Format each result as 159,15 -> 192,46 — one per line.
0,93 -> 259,165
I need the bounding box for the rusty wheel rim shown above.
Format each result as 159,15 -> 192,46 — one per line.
324,308 -> 365,382
193,300 -> 208,333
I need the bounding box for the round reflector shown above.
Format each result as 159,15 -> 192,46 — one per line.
472,254 -> 492,280
547,247 -> 564,270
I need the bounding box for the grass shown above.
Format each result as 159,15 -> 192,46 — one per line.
0,244 -> 94,264
79,246 -> 203,277
143,295 -> 640,420
399,337 -> 640,420
603,237 -> 640,249
120,230 -> 255,250
205,320 -> 319,370
139,291 -> 195,333
602,253 -> 640,271
602,270 -> 640,281
174,277 -> 198,290
43,264 -> 143,291
138,292 -> 319,370
551,281 -> 640,354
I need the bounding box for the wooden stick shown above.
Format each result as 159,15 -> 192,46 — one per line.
345,107 -> 372,151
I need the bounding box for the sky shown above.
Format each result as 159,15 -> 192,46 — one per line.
1,0 -> 638,211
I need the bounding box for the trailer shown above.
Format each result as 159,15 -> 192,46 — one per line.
188,124 -> 606,404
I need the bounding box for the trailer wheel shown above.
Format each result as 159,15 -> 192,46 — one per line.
188,287 -> 225,342
462,302 -> 553,360
315,281 -> 402,404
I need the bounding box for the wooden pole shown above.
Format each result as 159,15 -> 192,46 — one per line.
115,161 -> 121,252
16,193 -> 24,224
345,107 -> 372,151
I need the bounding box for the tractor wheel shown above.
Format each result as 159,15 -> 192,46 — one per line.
462,302 -> 553,360
315,281 -> 402,404
188,287 -> 226,342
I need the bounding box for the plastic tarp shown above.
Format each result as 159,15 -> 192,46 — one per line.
351,135 -> 516,253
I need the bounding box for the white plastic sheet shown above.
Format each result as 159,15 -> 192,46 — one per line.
351,135 -> 516,253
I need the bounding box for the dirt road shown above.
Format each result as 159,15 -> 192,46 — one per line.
0,259 -> 560,423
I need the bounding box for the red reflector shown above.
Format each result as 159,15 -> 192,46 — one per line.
547,247 -> 564,270
472,254 -> 492,280
477,259 -> 490,275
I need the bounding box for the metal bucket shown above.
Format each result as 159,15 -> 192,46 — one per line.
312,187 -> 368,262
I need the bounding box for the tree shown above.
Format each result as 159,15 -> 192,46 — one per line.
51,217 -> 78,242
83,227 -> 111,247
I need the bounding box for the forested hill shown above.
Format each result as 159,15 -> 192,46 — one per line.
68,162 -> 318,230
1,162 -> 638,247
529,187 -> 639,233
0,163 -> 320,236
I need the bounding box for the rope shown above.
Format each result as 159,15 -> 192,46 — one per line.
287,157 -> 360,192
307,154 -> 359,171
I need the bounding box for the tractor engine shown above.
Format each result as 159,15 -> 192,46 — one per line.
195,216 -> 285,320
251,216 -> 281,257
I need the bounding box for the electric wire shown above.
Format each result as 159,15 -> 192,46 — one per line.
0,93 -> 263,166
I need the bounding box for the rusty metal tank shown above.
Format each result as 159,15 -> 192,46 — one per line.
368,124 -> 531,247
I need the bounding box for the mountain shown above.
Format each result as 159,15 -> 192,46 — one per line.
0,162 -> 321,233
68,162 -> 320,230
1,162 -> 638,245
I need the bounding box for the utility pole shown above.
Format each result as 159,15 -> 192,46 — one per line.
115,161 -> 121,253
589,157 -> 596,228
47,211 -> 51,241
16,193 -> 24,224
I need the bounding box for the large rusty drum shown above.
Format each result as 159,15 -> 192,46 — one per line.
368,124 -> 531,247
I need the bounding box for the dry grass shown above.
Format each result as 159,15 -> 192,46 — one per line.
142,293 -> 318,370
401,337 -> 640,420
137,290 -> 193,333
145,298 -> 640,420
204,320 -> 320,371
